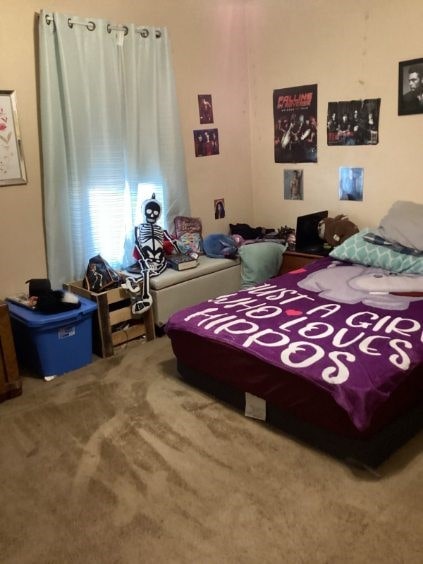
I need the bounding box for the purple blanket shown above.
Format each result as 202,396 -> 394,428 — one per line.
166,258 -> 423,431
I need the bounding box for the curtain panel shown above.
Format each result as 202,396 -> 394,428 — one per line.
38,11 -> 190,287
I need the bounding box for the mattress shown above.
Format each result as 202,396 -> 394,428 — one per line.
166,257 -> 423,467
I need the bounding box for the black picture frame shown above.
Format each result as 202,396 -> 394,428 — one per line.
398,57 -> 423,115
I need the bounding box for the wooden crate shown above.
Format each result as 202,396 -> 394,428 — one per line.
64,281 -> 155,358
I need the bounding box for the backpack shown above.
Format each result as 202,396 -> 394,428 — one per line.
84,255 -> 121,293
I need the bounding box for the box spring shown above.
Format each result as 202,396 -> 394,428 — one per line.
169,330 -> 423,469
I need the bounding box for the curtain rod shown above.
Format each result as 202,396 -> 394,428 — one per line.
44,14 -> 162,37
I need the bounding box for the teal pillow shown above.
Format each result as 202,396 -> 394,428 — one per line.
329,229 -> 423,274
239,242 -> 286,288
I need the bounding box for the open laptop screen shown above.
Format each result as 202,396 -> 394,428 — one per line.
295,210 -> 328,253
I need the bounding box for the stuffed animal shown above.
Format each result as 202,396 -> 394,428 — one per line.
203,234 -> 239,259
317,214 -> 359,247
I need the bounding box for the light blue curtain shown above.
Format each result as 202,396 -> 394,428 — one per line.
38,11 -> 190,287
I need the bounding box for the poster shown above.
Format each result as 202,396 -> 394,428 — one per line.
273,84 -> 317,163
339,167 -> 364,201
283,169 -> 303,200
327,99 -> 380,145
214,198 -> 225,219
398,58 -> 423,115
193,128 -> 219,157
198,94 -> 214,124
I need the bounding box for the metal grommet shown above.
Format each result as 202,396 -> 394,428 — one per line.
87,21 -> 96,31
45,14 -> 52,25
123,25 -> 129,36
155,30 -> 162,38
140,28 -> 149,38
107,23 -> 112,34
67,18 -> 73,28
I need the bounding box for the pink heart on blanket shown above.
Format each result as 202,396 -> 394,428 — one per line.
290,268 -> 307,274
285,309 -> 302,316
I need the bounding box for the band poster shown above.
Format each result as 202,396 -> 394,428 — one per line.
273,84 -> 317,164
327,98 -> 381,146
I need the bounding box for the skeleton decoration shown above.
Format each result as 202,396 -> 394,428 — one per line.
124,194 -> 180,316
134,193 -> 168,277
123,194 -> 165,316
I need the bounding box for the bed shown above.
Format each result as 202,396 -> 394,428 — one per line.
166,207 -> 423,469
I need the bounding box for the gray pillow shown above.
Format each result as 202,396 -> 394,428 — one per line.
375,201 -> 423,250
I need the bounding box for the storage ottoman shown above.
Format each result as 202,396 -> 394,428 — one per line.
150,256 -> 241,326
7,297 -> 97,378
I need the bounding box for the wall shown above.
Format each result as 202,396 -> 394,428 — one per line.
246,0 -> 423,231
1,0 -> 423,298
0,0 -> 252,297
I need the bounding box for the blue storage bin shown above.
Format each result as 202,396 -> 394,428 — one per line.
7,296 -> 97,377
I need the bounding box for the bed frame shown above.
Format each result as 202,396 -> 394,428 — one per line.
177,360 -> 423,471
167,255 -> 423,471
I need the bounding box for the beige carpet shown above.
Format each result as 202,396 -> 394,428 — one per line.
0,336 -> 422,564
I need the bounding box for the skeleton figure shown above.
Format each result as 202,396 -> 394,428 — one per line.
124,194 -> 166,316
134,193 -> 168,277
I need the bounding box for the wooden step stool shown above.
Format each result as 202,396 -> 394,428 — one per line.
64,281 -> 155,358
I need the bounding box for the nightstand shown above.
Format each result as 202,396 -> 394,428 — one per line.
279,249 -> 324,275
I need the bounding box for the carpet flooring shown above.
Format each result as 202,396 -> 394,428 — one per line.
0,336 -> 422,564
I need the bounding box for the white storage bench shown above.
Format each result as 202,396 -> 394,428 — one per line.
150,256 -> 241,326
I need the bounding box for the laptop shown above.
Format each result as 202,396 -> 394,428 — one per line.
294,210 -> 331,255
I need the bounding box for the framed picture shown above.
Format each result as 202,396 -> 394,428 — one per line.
0,90 -> 27,186
398,58 -> 423,115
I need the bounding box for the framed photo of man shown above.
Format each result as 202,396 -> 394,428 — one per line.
398,57 -> 423,115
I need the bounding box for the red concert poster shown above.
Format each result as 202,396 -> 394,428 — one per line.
273,84 -> 318,163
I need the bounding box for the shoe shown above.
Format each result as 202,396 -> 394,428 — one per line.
123,277 -> 141,295
131,299 -> 150,316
